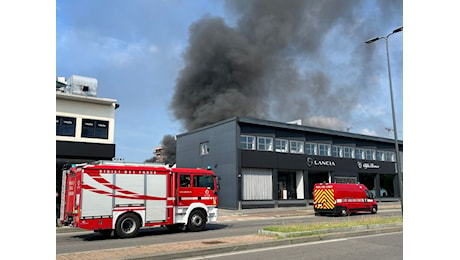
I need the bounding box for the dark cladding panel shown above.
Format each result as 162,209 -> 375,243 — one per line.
176,119 -> 240,209
56,141 -> 115,160
276,153 -> 308,170
241,150 -> 276,168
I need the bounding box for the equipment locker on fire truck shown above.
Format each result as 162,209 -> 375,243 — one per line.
60,161 -> 219,238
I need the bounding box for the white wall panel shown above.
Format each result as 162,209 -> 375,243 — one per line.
145,175 -> 167,222
242,168 -> 273,200
115,175 -> 145,206
81,173 -> 113,217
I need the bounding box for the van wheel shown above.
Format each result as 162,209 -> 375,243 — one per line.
340,207 -> 349,217
187,210 -> 206,232
115,213 -> 140,238
371,206 -> 378,214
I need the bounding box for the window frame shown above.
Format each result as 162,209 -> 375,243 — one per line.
332,145 -> 343,158
318,143 -> 331,156
365,149 -> 376,160
376,151 -> 385,161
81,118 -> 109,139
343,146 -> 355,158
355,148 -> 365,159
385,151 -> 396,162
200,142 -> 209,155
240,135 -> 256,150
274,139 -> 289,153
289,140 -> 304,154
56,116 -> 76,137
305,142 -> 318,155
257,136 -> 273,151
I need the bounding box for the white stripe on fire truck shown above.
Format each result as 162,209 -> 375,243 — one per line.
180,197 -> 216,200
113,206 -> 146,211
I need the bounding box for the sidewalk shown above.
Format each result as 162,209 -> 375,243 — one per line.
56,202 -> 402,260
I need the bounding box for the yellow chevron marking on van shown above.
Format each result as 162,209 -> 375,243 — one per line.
315,189 -> 335,209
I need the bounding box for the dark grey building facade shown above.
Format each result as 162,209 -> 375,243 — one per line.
176,117 -> 402,210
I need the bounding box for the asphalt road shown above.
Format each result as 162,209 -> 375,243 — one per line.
182,231 -> 403,260
56,209 -> 400,255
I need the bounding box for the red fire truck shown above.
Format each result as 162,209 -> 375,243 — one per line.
313,183 -> 377,216
59,161 -> 218,238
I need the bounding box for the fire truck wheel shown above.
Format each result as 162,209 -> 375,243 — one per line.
187,210 -> 206,232
115,213 -> 140,238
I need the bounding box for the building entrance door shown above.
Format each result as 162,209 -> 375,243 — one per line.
277,171 -> 297,200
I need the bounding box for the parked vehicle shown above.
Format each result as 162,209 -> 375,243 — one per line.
59,161 -> 218,238
313,183 -> 377,216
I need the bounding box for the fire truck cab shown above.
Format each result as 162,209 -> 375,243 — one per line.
60,161 -> 219,238
313,183 -> 377,216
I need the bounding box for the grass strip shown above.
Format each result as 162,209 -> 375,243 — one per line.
263,216 -> 402,233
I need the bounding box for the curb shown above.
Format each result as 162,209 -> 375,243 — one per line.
56,226 -> 87,234
122,224 -> 402,260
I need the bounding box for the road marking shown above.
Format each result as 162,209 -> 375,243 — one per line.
181,231 -> 403,259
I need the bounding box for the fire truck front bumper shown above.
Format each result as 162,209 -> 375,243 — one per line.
208,207 -> 218,222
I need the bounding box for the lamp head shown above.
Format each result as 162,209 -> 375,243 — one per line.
365,37 -> 381,44
392,26 -> 403,34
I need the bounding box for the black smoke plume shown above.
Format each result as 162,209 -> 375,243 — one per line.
171,0 -> 402,131
156,0 -> 402,164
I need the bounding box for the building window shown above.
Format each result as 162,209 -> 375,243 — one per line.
365,149 -> 376,160
56,116 -> 76,137
200,142 -> 209,155
318,143 -> 331,156
290,140 -> 304,154
257,137 -> 273,151
355,148 -> 365,159
332,145 -> 343,157
376,151 -> 385,161
305,142 -> 317,155
275,139 -> 289,153
240,135 -> 255,150
81,119 -> 109,139
385,151 -> 396,162
343,146 -> 355,158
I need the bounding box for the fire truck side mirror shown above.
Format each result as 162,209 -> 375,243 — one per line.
214,176 -> 221,190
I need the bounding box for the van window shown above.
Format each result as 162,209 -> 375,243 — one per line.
365,189 -> 373,199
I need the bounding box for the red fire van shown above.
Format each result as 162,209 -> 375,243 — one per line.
313,183 -> 377,216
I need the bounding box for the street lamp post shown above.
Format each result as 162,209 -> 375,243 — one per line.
365,26 -> 403,215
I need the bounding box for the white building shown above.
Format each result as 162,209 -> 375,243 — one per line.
56,75 -> 119,205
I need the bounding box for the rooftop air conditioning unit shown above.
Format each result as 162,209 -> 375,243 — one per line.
67,75 -> 98,97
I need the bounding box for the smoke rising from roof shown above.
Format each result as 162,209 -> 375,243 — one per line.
170,0 -> 402,132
